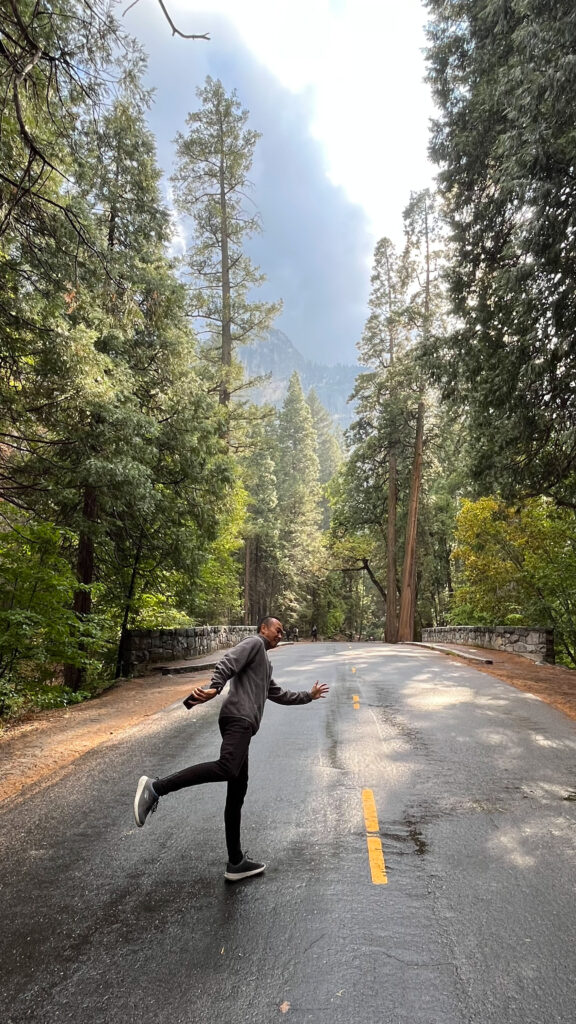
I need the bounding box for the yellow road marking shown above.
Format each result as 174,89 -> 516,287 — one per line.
366,835 -> 388,884
362,788 -> 380,832
351,667 -> 356,673
362,789 -> 388,884
352,694 -> 359,701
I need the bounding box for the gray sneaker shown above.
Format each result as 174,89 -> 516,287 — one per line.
224,856 -> 266,881
134,775 -> 159,827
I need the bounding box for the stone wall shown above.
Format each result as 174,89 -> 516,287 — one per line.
421,625 -> 555,664
122,625 -> 256,676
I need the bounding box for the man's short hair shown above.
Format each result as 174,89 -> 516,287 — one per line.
257,615 -> 279,632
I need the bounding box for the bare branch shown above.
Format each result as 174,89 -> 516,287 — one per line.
124,0 -> 210,40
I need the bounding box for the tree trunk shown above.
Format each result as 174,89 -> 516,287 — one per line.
384,243 -> 397,642
243,538 -> 251,625
64,485 -> 98,692
397,401 -> 425,642
445,541 -> 453,596
115,532 -> 144,679
385,451 -> 398,642
219,144 -> 232,407
358,572 -> 365,639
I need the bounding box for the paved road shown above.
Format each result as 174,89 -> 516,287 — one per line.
2,644 -> 576,1024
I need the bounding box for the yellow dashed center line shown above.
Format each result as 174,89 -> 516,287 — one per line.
361,788 -> 388,885
365,836 -> 388,885
362,788 -> 379,832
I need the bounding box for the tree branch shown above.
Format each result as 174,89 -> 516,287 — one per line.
124,0 -> 210,40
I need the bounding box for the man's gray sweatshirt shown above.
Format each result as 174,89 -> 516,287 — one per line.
210,634 -> 312,733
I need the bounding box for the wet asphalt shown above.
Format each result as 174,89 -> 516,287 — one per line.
2,643 -> 576,1024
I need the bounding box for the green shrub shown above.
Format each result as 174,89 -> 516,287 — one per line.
0,518 -> 106,718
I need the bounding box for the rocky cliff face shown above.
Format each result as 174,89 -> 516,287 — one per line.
239,328 -> 361,429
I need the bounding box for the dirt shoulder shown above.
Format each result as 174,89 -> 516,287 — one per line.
1,642 -> 575,807
424,643 -> 576,723
0,666 -> 213,805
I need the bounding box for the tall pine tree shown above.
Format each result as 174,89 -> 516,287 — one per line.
425,0 -> 576,505
172,77 -> 280,411
274,373 -> 323,622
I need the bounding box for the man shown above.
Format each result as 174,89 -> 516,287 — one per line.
133,616 -> 329,881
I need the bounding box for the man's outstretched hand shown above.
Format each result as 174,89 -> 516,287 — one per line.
186,686 -> 217,705
310,681 -> 329,700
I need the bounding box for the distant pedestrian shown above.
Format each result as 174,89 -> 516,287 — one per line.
133,616 -> 329,881
292,626 -> 299,642
311,625 -> 318,642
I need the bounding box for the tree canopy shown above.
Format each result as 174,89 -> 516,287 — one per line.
425,0 -> 576,506
4,0 -> 576,716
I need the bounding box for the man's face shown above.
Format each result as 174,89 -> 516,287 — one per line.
260,619 -> 284,648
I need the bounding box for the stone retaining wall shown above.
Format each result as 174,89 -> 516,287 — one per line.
123,625 -> 256,675
421,626 -> 555,664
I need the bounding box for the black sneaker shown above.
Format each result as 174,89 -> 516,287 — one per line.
134,775 -> 159,827
224,856 -> 266,881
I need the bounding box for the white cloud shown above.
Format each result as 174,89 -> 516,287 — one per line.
166,1 -> 436,240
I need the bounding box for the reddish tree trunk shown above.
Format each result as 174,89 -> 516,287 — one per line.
385,451 -> 398,642
397,402 -> 425,642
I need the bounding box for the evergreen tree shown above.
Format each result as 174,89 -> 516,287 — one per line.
335,191 -> 449,641
0,1 -> 132,254
240,416 -> 280,625
172,77 -> 280,410
306,388 -> 343,528
396,191 -> 443,640
1,67 -> 230,689
274,373 -> 323,622
356,235 -> 410,641
425,0 -> 576,504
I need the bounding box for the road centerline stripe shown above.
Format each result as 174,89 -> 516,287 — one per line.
361,788 -> 388,885
362,788 -> 380,833
366,835 -> 388,885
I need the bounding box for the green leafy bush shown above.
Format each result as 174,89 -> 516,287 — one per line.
0,518 -> 106,718
0,681 -> 90,720
450,497 -> 576,666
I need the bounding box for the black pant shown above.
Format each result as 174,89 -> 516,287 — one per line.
154,716 -> 252,864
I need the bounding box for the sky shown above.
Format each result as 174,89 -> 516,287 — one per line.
124,0 -> 436,365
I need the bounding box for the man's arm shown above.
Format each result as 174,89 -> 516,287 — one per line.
183,636 -> 263,706
267,679 -> 329,705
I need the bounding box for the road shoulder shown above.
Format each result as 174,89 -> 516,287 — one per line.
413,641 -> 576,723
0,663 -> 214,805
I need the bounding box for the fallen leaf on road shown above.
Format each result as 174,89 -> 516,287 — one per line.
279,1002 -> 291,1013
